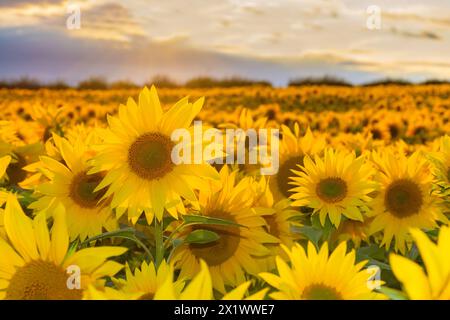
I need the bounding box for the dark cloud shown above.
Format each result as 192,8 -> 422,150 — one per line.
23,2 -> 145,41
390,27 -> 441,40
0,0 -> 64,7
0,27 -> 381,86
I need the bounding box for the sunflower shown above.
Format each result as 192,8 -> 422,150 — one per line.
366,124 -> 390,142
330,217 -> 374,248
252,177 -> 303,268
0,194 -> 127,300
90,86 -> 219,223
0,155 -> 11,184
0,140 -> 44,187
260,242 -> 385,300
86,260 -> 267,300
156,260 -> 267,300
0,209 -> 5,239
171,166 -> 278,293
390,227 -> 450,299
84,286 -> 141,300
219,107 -> 271,176
269,124 -> 326,201
29,134 -> 117,241
430,135 -> 450,193
113,260 -> 184,300
290,149 -> 376,227
368,151 -> 447,253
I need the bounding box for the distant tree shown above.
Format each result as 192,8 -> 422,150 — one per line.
421,79 -> 450,85
185,76 -> 272,88
2,77 -> 43,89
110,80 -> 139,89
77,77 -> 109,90
288,76 -> 352,87
47,80 -> 70,90
362,78 -> 411,86
147,75 -> 179,88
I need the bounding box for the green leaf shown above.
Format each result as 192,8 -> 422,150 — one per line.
182,215 -> 245,228
81,228 -> 154,260
67,239 -> 79,257
184,229 -> 220,244
356,245 -> 391,271
377,287 -> 408,300
321,217 -> 335,241
356,244 -> 386,261
292,225 -> 322,247
81,228 -> 136,243
311,214 -> 322,229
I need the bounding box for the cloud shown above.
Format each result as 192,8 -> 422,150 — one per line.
0,0 -> 64,7
0,27 -> 386,86
0,0 -> 448,84
383,12 -> 450,27
65,2 -> 146,42
390,27 -> 441,40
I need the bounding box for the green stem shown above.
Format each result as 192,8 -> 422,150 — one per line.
154,218 -> 164,268
163,223 -> 186,249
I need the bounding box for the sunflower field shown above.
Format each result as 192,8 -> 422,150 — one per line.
0,84 -> 449,300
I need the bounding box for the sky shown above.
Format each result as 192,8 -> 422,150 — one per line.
0,0 -> 449,86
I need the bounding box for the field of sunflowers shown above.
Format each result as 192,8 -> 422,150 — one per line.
0,84 -> 449,300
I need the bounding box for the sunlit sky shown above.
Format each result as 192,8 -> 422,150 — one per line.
0,0 -> 449,85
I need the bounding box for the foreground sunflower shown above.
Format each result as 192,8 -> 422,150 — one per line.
171,166 -> 278,293
30,134 -> 117,241
0,156 -> 10,239
390,227 -> 450,299
260,242 -> 385,300
0,194 -> 127,299
369,151 -> 447,253
330,217 -> 374,248
431,135 -> 450,193
252,177 -> 303,269
269,124 -> 326,201
0,155 -> 11,184
86,260 -> 267,300
0,208 -> 5,239
114,260 -> 183,300
290,149 -> 376,227
0,139 -> 44,187
155,260 -> 267,300
90,86 -> 218,223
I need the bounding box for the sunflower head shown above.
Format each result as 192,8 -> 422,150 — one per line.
90,86 -> 219,223
260,242 -> 385,300
270,124 -> 326,201
390,227 -> 450,300
369,151 -> 447,253
29,135 -> 116,241
171,166 -> 277,293
290,149 -> 376,227
0,193 -> 127,300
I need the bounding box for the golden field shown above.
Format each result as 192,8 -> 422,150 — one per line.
0,85 -> 449,300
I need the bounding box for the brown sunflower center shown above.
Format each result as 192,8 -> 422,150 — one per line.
139,292 -> 155,300
69,171 -> 106,209
277,155 -> 304,198
6,260 -> 82,300
264,215 -> 280,238
189,210 -> 241,266
316,177 -> 348,203
388,124 -> 400,139
302,284 -> 343,300
6,154 -> 28,185
385,179 -> 423,218
128,133 -> 175,181
447,167 -> 450,183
